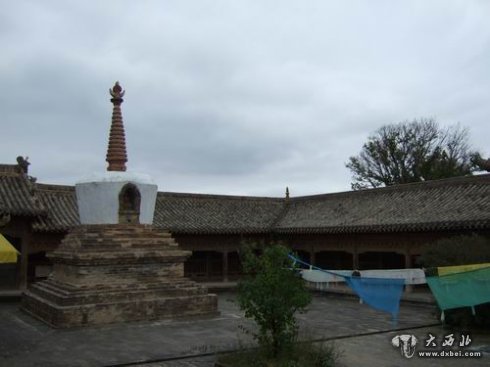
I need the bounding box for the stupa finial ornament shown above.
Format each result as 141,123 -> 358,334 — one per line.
106,81 -> 128,172
109,81 -> 125,100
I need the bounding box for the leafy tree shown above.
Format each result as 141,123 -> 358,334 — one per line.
346,119 -> 480,190
237,243 -> 312,358
471,153 -> 490,172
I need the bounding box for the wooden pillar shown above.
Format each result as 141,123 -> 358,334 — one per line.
19,231 -> 30,290
352,246 -> 359,270
205,253 -> 210,280
405,246 -> 413,293
222,251 -> 229,282
310,248 -> 316,266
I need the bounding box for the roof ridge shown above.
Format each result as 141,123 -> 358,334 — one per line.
35,183 -> 76,192
158,191 -> 283,201
0,164 -> 20,176
32,185 -> 284,200
291,174 -> 490,202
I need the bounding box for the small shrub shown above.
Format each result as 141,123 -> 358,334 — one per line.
217,242 -> 341,366
296,342 -> 341,367
237,243 -> 312,358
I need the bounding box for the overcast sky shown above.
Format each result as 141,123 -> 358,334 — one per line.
1,1 -> 489,197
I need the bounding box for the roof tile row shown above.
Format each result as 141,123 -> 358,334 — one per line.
1,172 -> 489,234
0,175 -> 45,216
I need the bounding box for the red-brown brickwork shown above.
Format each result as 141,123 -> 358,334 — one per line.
106,82 -> 128,171
21,224 -> 218,328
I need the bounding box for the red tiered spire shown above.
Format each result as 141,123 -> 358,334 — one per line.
106,82 -> 128,171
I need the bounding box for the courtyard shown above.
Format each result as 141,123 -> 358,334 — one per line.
1,291 -> 488,367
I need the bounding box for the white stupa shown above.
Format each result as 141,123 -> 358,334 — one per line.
75,82 -> 157,225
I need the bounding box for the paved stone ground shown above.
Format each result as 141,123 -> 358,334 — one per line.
0,292 -> 488,366
335,326 -> 490,367
136,325 -> 490,367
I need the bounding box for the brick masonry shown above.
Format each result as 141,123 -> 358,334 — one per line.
21,224 -> 218,328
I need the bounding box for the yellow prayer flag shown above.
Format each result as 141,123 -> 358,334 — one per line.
437,263 -> 490,276
0,234 -> 19,263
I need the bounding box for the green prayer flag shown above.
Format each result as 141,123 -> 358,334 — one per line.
426,266 -> 490,312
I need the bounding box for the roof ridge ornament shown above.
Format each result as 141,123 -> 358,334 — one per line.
106,81 -> 128,172
16,156 -> 30,175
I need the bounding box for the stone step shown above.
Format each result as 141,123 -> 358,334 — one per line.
28,282 -> 208,306
22,291 -> 219,328
64,238 -> 178,248
33,278 -> 204,294
49,251 -> 190,265
23,224 -> 218,327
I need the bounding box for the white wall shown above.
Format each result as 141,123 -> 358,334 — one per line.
75,172 -> 158,225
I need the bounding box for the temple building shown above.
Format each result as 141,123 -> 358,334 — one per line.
0,85 -> 489,292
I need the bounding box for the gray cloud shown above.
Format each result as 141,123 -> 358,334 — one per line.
1,1 -> 489,197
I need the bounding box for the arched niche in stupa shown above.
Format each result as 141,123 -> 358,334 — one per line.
76,172 -> 157,225
118,183 -> 141,224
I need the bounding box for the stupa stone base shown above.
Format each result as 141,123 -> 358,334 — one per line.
22,225 -> 218,328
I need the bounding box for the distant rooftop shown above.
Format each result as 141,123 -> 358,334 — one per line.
1,160 -> 488,234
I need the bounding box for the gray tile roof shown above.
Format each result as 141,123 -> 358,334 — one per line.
31,184 -> 79,232
1,168 -> 489,234
276,174 -> 490,233
0,168 -> 45,217
153,192 -> 285,234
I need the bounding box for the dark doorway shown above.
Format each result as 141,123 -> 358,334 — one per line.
227,251 -> 242,280
28,251 -> 51,283
314,251 -> 353,270
118,183 -> 141,224
294,250 -> 311,265
359,251 -> 405,270
184,251 -> 223,281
